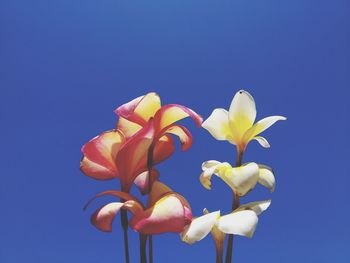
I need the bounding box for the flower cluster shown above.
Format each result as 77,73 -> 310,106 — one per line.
80,90 -> 286,263
180,90 -> 286,262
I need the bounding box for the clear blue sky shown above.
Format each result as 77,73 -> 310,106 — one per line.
1,0 -> 349,262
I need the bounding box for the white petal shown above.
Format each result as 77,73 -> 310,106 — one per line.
200,161 -> 230,190
181,211 -> 220,244
253,136 -> 270,148
235,200 -> 271,215
243,116 -> 287,143
202,109 -> 233,142
228,90 -> 256,139
217,210 -> 258,238
258,165 -> 275,192
220,163 -> 259,196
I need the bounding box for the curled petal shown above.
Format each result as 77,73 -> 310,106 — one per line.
165,124 -> 193,151
80,130 -> 124,180
117,117 -> 142,138
116,120 -> 155,191
220,163 -> 260,196
181,210 -> 220,244
253,136 -> 270,148
243,116 -> 287,145
217,210 -> 258,238
154,104 -> 203,132
130,193 -> 192,234
258,165 -> 275,192
91,200 -> 143,232
115,92 -> 161,126
228,90 -> 256,141
200,161 -> 229,190
153,135 -> 176,165
91,202 -> 124,232
147,181 -> 173,207
235,200 -> 271,215
202,109 -> 233,142
84,190 -> 143,211
133,169 -> 160,195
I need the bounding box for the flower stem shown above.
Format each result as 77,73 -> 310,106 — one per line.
225,150 -> 243,263
139,234 -> 147,263
216,243 -> 224,263
147,143 -> 155,263
120,208 -> 130,263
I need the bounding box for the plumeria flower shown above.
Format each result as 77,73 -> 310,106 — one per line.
200,160 -> 275,196
116,92 -> 202,154
80,121 -> 164,192
181,200 -> 271,249
202,90 -> 286,152
84,181 -> 192,234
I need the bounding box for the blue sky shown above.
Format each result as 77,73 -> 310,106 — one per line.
1,0 -> 349,262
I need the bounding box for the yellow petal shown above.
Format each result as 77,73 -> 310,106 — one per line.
243,116 -> 287,146
117,117 -> 142,138
134,92 -> 161,121
228,90 -> 256,141
202,109 -> 234,143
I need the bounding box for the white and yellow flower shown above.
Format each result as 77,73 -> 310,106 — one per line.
181,200 -> 271,247
200,160 -> 275,196
202,90 -> 286,152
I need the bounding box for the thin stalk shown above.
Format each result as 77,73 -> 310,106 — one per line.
225,150 -> 243,263
120,206 -> 130,263
139,234 -> 147,263
147,143 -> 155,263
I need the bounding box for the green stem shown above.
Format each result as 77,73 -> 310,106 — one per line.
120,207 -> 130,263
225,150 -> 243,263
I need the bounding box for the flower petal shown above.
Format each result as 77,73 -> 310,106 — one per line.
165,124 -> 193,151
253,136 -> 270,148
130,193 -> 192,234
154,104 -> 202,132
228,90 -> 256,141
152,134 -> 176,165
115,92 -> 161,126
200,161 -> 230,190
83,190 -> 143,211
203,209 -> 225,258
235,200 -> 271,215
220,163 -> 259,196
133,169 -> 160,195
91,200 -> 144,232
217,210 -> 258,238
117,117 -> 142,138
243,116 -> 287,144
181,210 -> 220,244
202,109 -> 233,142
258,165 -> 275,192
116,120 -> 155,191
80,130 -> 124,180
147,181 -> 173,207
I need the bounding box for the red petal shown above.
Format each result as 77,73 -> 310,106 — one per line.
115,93 -> 161,126
116,120 -> 156,191
165,124 -> 193,151
80,130 -> 124,180
130,193 -> 193,235
153,104 -> 203,132
152,134 -> 176,165
133,169 -> 160,195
